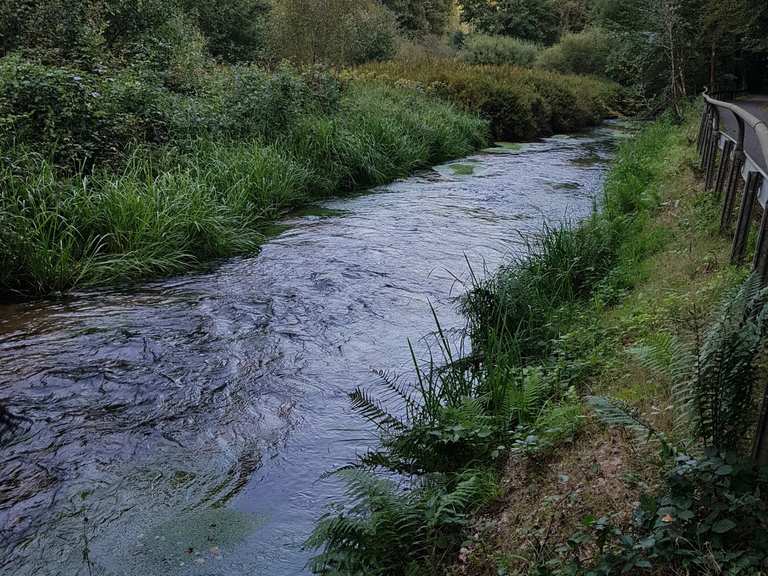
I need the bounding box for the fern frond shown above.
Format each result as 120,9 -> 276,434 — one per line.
349,387 -> 407,432
586,395 -> 676,454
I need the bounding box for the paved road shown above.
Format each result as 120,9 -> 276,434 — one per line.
718,95 -> 768,174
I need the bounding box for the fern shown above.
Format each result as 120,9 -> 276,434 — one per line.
617,275 -> 768,454
689,274 -> 768,452
629,331 -> 695,435
307,468 -> 495,575
586,395 -> 677,455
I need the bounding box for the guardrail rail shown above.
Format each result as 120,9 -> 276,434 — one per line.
696,91 -> 768,465
697,91 -> 768,274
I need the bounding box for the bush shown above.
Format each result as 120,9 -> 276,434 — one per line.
462,34 -> 540,67
345,3 -> 399,65
353,60 -> 618,140
0,56 -> 168,171
220,64 -> 343,140
269,0 -> 399,66
181,0 -> 270,62
536,28 -> 614,77
0,79 -> 487,297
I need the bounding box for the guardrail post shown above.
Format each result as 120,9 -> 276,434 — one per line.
731,172 -> 759,264
754,393 -> 768,466
704,109 -> 721,190
697,105 -> 710,155
753,176 -> 768,281
700,106 -> 714,168
714,140 -> 734,200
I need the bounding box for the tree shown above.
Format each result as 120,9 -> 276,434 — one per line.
382,0 -> 454,35
182,0 -> 271,62
269,0 -> 398,65
457,0 -> 560,44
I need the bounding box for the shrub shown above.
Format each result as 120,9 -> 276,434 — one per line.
536,28 -> 614,77
0,56 -> 168,171
345,3 -> 399,65
354,59 -> 618,141
221,64 -> 342,140
269,0 -> 399,66
0,79 -> 486,297
462,34 -> 540,67
181,0 -> 270,62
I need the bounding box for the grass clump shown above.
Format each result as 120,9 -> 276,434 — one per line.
308,108 -> 679,576
0,75 -> 487,298
352,60 -> 619,141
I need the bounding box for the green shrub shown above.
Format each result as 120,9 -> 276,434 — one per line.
181,0 -> 270,62
462,34 -> 540,67
222,64 -> 342,139
346,3 -> 399,64
354,60 -> 618,141
0,56 -> 168,170
269,0 -> 399,66
536,28 -> 614,77
0,79 -> 486,297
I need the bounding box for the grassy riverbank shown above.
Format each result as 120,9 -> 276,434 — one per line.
308,111 -> 768,575
0,56 -> 619,300
352,60 -> 619,141
0,67 -> 485,299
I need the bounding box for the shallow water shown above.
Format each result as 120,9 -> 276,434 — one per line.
0,127 -> 621,576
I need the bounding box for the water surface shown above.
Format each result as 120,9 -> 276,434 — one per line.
0,127 -> 620,576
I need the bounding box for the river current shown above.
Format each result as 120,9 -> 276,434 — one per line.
0,126 -> 622,576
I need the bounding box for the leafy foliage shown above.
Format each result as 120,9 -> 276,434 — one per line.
381,0 -> 455,36
550,454 -> 768,575
0,57 -> 168,170
353,60 -> 617,140
536,28 -> 613,77
457,0 -> 560,44
268,0 -> 398,66
461,35 -> 541,67
308,469 -> 498,576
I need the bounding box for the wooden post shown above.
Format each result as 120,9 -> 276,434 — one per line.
705,135 -> 720,190
700,110 -> 714,168
704,108 -> 721,187
697,106 -> 709,154
731,172 -> 758,264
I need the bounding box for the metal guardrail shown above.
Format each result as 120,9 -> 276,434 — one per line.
696,91 -> 768,465
697,91 -> 768,273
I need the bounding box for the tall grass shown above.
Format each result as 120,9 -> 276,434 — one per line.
308,116 -> 683,575
352,59 -> 619,140
0,82 -> 487,298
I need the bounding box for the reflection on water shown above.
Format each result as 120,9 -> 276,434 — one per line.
0,126 -> 621,576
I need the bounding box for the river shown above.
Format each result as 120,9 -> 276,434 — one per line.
0,125 -> 622,576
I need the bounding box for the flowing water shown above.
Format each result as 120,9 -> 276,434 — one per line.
0,126 -> 623,576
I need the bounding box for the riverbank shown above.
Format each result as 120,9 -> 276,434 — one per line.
0,126 -> 619,576
0,57 -> 617,300
309,110 -> 768,574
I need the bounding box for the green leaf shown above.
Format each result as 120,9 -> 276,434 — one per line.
715,464 -> 734,476
711,519 -> 737,534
